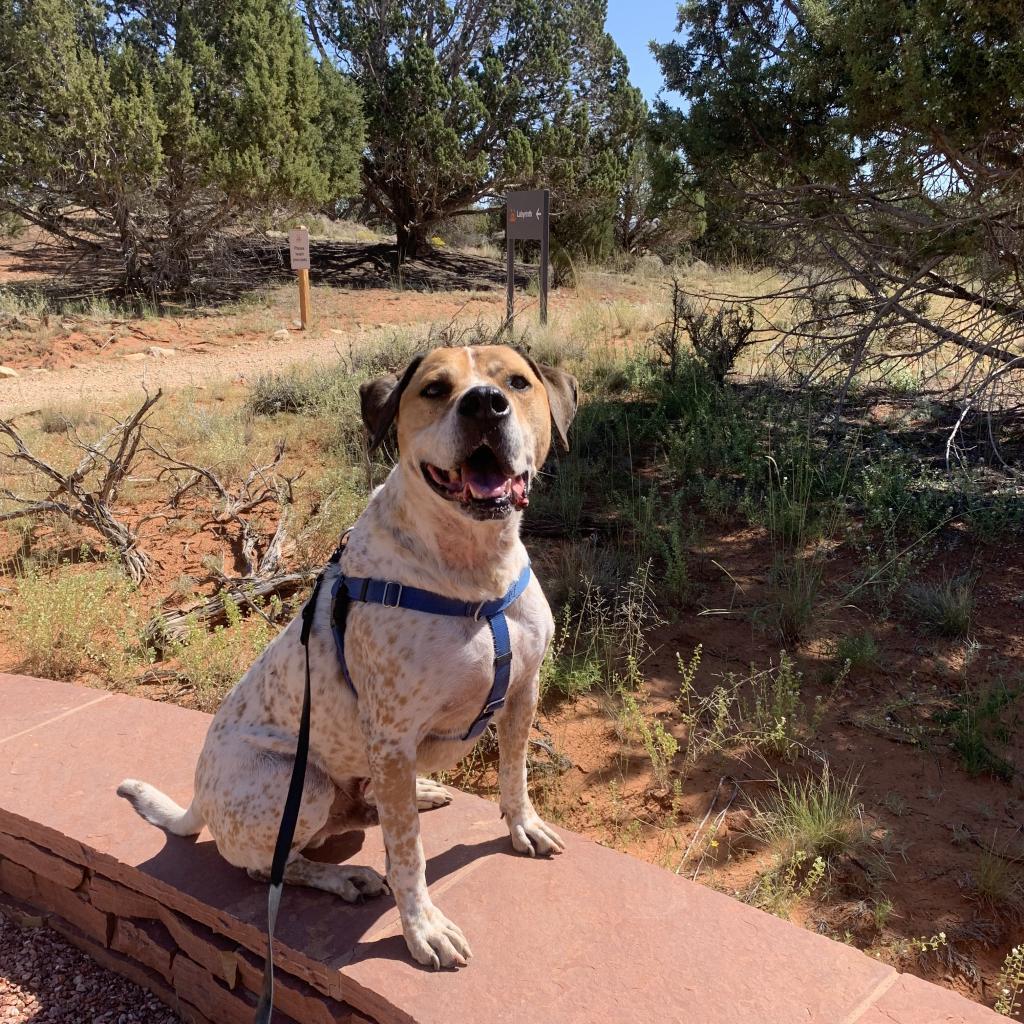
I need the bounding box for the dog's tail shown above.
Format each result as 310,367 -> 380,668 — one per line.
116,779 -> 205,836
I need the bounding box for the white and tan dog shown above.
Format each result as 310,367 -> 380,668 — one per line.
118,344 -> 577,970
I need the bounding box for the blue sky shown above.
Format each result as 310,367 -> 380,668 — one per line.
605,0 -> 682,103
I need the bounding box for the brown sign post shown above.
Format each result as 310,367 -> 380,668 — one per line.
505,189 -> 549,328
288,226 -> 311,329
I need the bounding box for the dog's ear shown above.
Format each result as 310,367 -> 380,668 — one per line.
359,354 -> 424,452
523,355 -> 578,451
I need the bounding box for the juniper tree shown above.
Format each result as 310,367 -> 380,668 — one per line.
306,0 -> 636,259
652,0 -> 1024,409
0,0 -> 364,293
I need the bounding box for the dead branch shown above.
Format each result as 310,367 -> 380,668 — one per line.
152,441 -> 302,577
0,391 -> 161,582
144,570 -> 313,649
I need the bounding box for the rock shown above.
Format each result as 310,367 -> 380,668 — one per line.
272,328 -> 289,339
121,352 -> 148,363
0,365 -> 19,378
146,346 -> 176,358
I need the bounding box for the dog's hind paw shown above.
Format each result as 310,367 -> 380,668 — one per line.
415,777 -> 452,811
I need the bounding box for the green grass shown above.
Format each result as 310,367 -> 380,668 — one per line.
746,763 -> 868,864
905,575 -> 975,638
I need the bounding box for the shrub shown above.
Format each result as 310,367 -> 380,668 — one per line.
12,562 -> 145,681
247,371 -> 315,416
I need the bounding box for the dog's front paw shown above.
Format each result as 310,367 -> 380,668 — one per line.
404,904 -> 472,970
506,813 -> 565,857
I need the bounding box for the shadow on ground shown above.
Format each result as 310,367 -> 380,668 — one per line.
0,237 -> 530,311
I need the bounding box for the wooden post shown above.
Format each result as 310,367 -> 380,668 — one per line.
506,236 -> 514,332
297,267 -> 311,329
539,190 -> 550,326
288,225 -> 312,330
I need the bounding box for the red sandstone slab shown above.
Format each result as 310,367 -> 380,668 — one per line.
853,973 -> 1002,1023
343,830 -> 898,1024
0,673 -> 111,743
0,676 -> 507,998
0,676 -> 1003,1024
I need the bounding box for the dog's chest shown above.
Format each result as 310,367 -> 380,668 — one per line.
342,581 -> 551,732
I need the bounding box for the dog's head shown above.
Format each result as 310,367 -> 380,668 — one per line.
360,345 -> 577,521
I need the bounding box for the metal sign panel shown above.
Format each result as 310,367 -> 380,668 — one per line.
506,190 -> 547,240
288,227 -> 310,271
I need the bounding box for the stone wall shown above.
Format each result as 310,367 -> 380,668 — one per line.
0,826 -> 368,1024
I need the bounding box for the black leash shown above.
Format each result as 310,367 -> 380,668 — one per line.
253,551 -> 338,1024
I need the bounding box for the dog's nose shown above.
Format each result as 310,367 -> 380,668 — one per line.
457,385 -> 510,423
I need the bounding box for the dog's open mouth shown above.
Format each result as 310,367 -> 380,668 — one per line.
421,446 -> 529,518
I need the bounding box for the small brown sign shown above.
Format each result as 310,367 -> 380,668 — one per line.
506,190 -> 547,241
288,227 -> 310,271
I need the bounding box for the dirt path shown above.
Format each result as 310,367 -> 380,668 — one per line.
0,323 -> 392,416
0,286 -> 513,416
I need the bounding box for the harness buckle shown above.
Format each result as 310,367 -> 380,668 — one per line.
481,696 -> 506,715
381,581 -> 404,607
494,650 -> 513,668
472,600 -> 487,621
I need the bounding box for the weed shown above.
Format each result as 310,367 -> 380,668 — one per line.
539,563 -> 658,702
676,651 -> 816,763
964,848 -> 1024,917
872,896 -> 895,931
11,561 -> 147,681
905,574 -> 975,638
830,631 -> 880,675
168,597 -> 275,710
746,763 -> 868,864
743,651 -> 808,759
882,791 -> 909,817
616,686 -> 679,790
935,682 -> 1020,781
744,851 -> 827,918
759,555 -> 822,646
995,945 -> 1024,1018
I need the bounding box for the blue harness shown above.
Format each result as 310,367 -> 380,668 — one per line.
330,561 -> 533,741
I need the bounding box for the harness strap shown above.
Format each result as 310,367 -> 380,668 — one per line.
254,548 -> 339,1024
331,563 -> 532,742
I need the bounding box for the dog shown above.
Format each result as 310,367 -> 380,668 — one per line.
118,344 -> 577,970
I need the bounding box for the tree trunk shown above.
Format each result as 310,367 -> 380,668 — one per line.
395,219 -> 432,261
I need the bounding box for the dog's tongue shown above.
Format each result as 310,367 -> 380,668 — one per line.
463,465 -> 511,500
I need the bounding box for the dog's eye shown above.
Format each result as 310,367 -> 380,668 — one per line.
508,374 -> 531,391
420,380 -> 451,399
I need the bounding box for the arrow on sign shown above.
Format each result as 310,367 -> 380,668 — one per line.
536,208 -> 542,218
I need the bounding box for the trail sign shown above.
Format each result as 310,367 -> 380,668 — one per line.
288,226 -> 311,329
505,189 -> 550,326
506,190 -> 547,241
288,227 -> 310,270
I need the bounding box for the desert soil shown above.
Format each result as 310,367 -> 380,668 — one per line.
1,230 -> 1022,1017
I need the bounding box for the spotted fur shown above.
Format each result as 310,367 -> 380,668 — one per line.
118,345 -> 577,970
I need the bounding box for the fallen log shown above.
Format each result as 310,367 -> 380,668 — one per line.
145,571 -> 314,650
